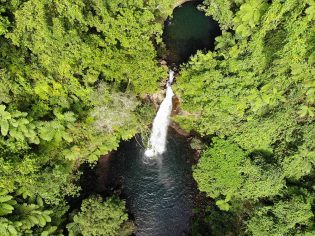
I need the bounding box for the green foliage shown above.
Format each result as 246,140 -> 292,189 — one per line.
199,0 -> 243,30
191,201 -> 238,236
0,189 -> 65,236
0,0 -> 174,234
67,196 -> 133,236
90,83 -> 140,136
177,0 -> 315,234
0,105 -> 38,144
194,139 -> 245,203
194,139 -> 285,211
0,190 -> 16,217
246,190 -> 314,236
6,0 -> 166,94
233,0 -> 269,37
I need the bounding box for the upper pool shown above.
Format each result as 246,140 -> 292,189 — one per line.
163,1 -> 221,65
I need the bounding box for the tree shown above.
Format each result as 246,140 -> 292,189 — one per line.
176,0 -> 315,233
246,190 -> 314,236
0,0 -> 173,233
67,196 -> 134,236
194,138 -> 285,211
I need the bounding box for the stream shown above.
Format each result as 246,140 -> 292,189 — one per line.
108,131 -> 197,236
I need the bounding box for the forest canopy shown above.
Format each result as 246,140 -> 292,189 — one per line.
0,0 -> 177,235
175,0 -> 315,235
1,0 -> 315,235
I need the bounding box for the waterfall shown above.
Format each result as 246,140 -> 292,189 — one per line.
144,70 -> 175,158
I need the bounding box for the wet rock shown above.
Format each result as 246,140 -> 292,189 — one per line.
95,153 -> 113,192
160,59 -> 167,66
170,122 -> 191,137
172,96 -> 180,115
150,92 -> 165,109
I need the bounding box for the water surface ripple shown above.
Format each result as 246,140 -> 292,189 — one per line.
109,133 -> 197,236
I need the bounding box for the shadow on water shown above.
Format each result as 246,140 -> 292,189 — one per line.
108,130 -> 198,236
163,1 -> 221,65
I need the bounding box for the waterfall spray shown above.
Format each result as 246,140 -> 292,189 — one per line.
144,70 -> 175,158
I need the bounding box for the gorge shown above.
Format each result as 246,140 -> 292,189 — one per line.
83,2 -> 222,235
2,0 -> 314,235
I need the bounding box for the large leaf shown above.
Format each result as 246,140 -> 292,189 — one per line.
39,126 -> 55,141
62,132 -> 73,143
0,119 -> 9,136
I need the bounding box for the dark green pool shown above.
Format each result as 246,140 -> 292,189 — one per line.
108,131 -> 197,235
163,1 -> 221,65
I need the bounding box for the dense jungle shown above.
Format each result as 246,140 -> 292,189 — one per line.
0,0 -> 315,235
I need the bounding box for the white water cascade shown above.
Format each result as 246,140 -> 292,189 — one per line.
144,70 -> 175,158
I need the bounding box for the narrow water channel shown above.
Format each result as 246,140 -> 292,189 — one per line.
108,131 -> 197,236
